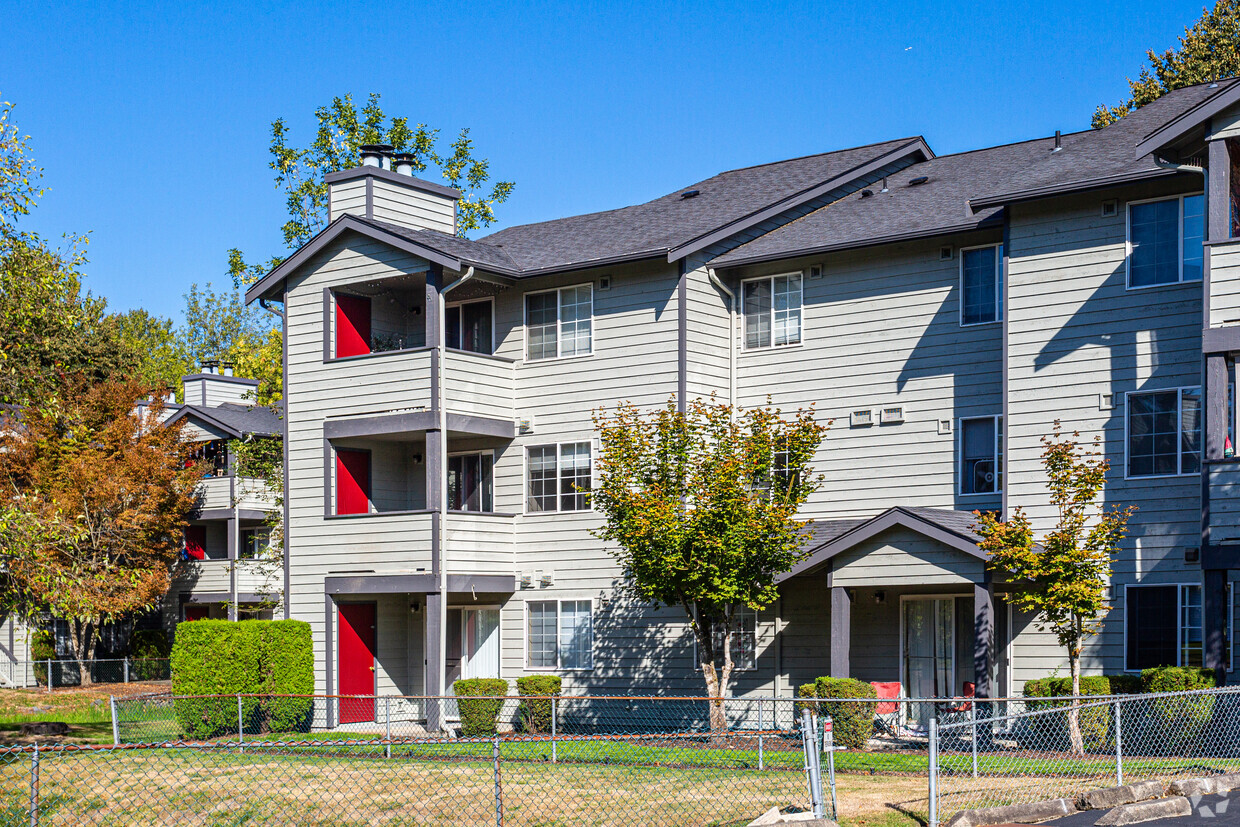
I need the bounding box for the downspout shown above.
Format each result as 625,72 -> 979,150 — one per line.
258,298 -> 285,320
433,265 -> 474,699
706,267 -> 736,409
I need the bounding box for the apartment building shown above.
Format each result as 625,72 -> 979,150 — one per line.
0,370 -> 282,685
246,79 -> 1240,723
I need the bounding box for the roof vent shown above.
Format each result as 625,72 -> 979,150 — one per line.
880,177 -> 889,193
680,190 -> 700,199
908,176 -> 929,187
861,189 -> 874,198
1052,130 -> 1062,153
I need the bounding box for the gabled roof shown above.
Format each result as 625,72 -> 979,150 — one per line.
166,402 -> 283,439
1133,76 -> 1240,159
477,138 -> 932,273
777,506 -> 984,583
715,82 -> 1232,269
246,138 -> 932,302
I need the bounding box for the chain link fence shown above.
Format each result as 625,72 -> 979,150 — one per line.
0,659 -> 170,689
1,694 -> 832,826
929,687 -> 1240,827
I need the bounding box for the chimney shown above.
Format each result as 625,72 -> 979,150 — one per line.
326,149 -> 461,235
182,362 -> 260,407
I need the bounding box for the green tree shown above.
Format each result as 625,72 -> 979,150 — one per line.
176,282 -> 282,403
0,96 -> 43,227
591,397 -> 828,730
112,308 -> 191,393
1093,0 -> 1240,127
974,424 -> 1135,753
228,93 -> 514,287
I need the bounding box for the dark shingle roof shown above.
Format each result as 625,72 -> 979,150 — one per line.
173,402 -> 283,439
715,81 -> 1233,268
898,506 -> 983,542
361,219 -> 520,273
473,138 -> 926,273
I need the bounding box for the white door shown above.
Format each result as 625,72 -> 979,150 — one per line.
462,608 -> 501,679
903,598 -> 955,723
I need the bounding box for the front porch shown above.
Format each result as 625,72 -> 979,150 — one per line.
780,507 -> 1009,711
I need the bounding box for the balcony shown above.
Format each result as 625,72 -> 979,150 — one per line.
194,476 -> 277,515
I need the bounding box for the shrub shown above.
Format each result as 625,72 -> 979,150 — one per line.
1022,675 -> 1115,751
29,628 -> 55,687
813,677 -> 876,750
1141,666 -> 1217,753
454,678 -> 508,736
1142,666 -> 1217,693
515,675 -> 561,734
170,619 -> 314,739
795,683 -> 818,713
1108,674 -> 1143,695
128,629 -> 171,681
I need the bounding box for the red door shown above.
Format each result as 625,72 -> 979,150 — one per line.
184,605 -> 210,621
338,602 -> 376,723
335,294 -> 371,358
336,449 -> 370,515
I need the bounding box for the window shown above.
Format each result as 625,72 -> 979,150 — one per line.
960,245 -> 1003,325
335,293 -> 372,357
1127,194 -> 1204,288
960,416 -> 1003,495
1127,387 -> 1201,477
448,452 -> 494,512
525,285 -> 593,360
188,440 -> 228,477
527,442 -> 591,512
240,527 -> 272,559
1127,584 -> 1232,671
743,273 -> 802,349
446,299 -> 494,355
695,606 -> 758,671
526,600 -> 593,669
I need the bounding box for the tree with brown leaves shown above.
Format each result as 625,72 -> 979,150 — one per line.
0,378 -> 201,682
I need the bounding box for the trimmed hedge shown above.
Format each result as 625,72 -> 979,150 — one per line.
171,619 -> 313,739
515,675 -> 561,733
454,678 -> 508,736
1023,676 -> 1115,750
814,677 -> 877,749
128,629 -> 171,681
1143,666 -> 1217,693
29,629 -> 55,687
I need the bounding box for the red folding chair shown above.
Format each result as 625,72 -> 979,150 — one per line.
870,681 -> 904,735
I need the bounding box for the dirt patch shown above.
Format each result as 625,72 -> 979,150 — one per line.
0,681 -> 166,718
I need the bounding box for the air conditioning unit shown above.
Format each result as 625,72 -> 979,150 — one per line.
850,409 -> 874,427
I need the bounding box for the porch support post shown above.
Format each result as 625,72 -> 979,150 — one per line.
829,585 -> 851,679
973,576 -> 996,699
424,591 -> 444,730
1206,355 -> 1228,461
1204,569 -> 1228,684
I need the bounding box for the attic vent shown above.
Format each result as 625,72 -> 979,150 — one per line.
880,406 -> 905,424
908,176 -> 929,187
680,190 -> 700,199
940,246 -> 954,261
850,409 -> 874,428
1101,200 -> 1118,217
808,265 -> 823,280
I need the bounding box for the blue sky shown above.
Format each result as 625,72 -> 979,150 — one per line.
0,0 -> 1206,321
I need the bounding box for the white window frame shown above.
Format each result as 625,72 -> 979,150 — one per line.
1122,582 -> 1233,672
958,415 -> 1003,497
740,272 -> 804,352
692,605 -> 759,673
523,284 -> 594,362
523,598 -> 594,671
1124,386 -> 1202,480
445,296 -> 496,355
447,449 -> 496,513
958,243 -> 1004,327
1125,193 -> 1205,290
524,441 -> 592,514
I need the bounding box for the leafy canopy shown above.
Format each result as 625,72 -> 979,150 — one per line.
1093,0 -> 1240,127
228,93 -> 515,287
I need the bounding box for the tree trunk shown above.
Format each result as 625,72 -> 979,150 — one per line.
685,601 -> 729,733
71,618 -> 95,687
1067,632 -> 1084,754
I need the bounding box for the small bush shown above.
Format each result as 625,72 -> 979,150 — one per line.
170,619 -> 314,739
795,683 -> 818,713
1108,674 -> 1143,695
128,629 -> 171,681
29,629 -> 56,687
1142,666 -> 1217,752
813,677 -> 876,750
515,675 -> 561,733
1022,675 -> 1115,751
454,678 -> 508,737
1142,666 -> 1217,693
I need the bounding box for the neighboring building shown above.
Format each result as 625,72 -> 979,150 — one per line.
243,78 -> 1239,720
0,369 -> 282,686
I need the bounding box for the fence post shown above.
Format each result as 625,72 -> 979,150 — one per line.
1114,699 -> 1123,786
758,733 -> 764,771
826,716 -> 837,821
799,708 -> 825,819
109,696 -> 120,746
46,659 -> 52,693
492,735 -> 504,827
550,697 -> 557,764
123,658 -> 129,684
29,743 -> 39,827
928,717 -> 939,827
385,697 -> 391,760
237,694 -> 244,753
970,702 -> 978,779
